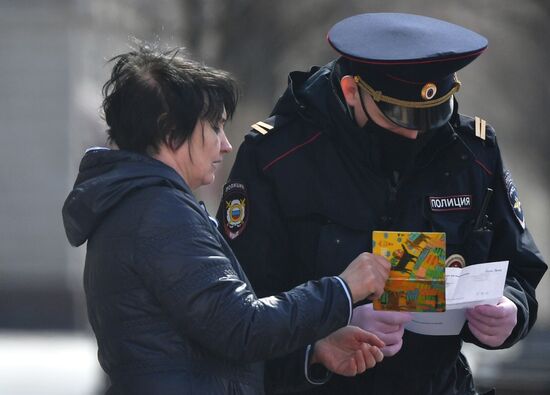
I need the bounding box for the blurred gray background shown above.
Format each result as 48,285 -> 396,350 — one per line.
0,0 -> 548,394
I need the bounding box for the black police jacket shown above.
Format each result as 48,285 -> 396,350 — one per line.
62,148 -> 353,395
217,62 -> 547,394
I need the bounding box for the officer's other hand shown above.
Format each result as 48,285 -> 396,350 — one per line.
350,303 -> 412,357
310,326 -> 384,376
466,296 -> 518,347
339,252 -> 390,303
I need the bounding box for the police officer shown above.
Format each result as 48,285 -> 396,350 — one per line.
218,13 -> 547,395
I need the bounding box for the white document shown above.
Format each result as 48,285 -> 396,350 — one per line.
405,261 -> 509,336
406,310 -> 466,336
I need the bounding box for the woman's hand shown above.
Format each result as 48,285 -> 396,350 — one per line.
339,252 -> 391,303
310,326 -> 384,376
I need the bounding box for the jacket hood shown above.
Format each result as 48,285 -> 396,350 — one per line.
62,148 -> 188,247
272,61 -> 336,117
271,60 -> 359,132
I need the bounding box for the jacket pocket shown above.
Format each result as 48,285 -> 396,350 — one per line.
428,211 -> 492,266
428,211 -> 470,256
462,228 -> 493,265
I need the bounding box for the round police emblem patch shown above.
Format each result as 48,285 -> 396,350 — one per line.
503,168 -> 525,229
221,182 -> 248,239
445,254 -> 465,268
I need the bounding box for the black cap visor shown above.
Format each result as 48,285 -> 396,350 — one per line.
378,97 -> 454,131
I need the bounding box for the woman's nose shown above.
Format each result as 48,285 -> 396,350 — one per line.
220,130 -> 233,154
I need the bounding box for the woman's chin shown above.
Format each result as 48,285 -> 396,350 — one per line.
200,174 -> 216,188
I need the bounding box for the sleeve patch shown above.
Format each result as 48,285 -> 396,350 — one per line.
503,168 -> 525,229
221,182 -> 249,239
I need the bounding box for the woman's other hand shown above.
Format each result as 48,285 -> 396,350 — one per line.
310,326 -> 384,376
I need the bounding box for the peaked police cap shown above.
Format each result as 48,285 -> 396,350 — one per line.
327,13 -> 488,130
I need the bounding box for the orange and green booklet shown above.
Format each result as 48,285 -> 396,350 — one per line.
372,231 -> 446,312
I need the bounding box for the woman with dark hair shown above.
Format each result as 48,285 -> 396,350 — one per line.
62,46 -> 390,395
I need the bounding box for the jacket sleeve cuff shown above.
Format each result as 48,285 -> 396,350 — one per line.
334,276 -> 352,325
304,344 -> 332,385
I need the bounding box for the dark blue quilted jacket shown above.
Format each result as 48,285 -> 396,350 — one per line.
62,148 -> 351,395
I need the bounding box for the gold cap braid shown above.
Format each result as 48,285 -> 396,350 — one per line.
354,75 -> 461,109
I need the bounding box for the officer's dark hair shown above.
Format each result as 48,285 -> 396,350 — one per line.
102,44 -> 238,154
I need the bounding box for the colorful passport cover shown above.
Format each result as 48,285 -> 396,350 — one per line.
372,231 -> 446,312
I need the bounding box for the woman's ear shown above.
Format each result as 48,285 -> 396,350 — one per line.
340,76 -> 360,107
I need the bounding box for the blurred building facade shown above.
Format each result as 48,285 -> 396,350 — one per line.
0,0 -> 548,394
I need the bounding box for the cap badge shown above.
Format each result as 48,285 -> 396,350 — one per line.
221,182 -> 249,239
421,83 -> 437,100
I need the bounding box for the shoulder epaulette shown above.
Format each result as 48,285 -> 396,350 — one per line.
474,116 -> 488,140
247,115 -> 294,140
250,120 -> 274,135
456,114 -> 496,147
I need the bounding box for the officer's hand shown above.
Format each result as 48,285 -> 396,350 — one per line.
311,326 -> 384,376
339,252 -> 390,303
350,303 -> 412,357
466,296 -> 517,347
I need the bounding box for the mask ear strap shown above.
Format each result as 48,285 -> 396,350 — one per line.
330,67 -> 357,124
357,85 -> 372,125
